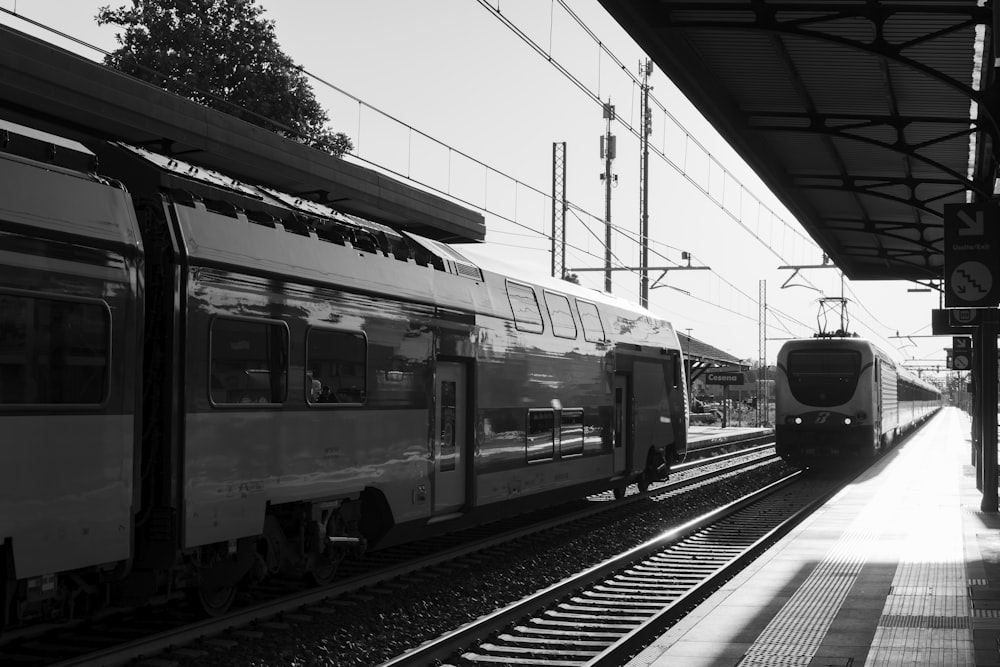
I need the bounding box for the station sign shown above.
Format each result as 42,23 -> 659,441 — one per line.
932,308 -> 1000,334
951,336 -> 972,371
943,202 -> 1000,308
932,308 -> 967,334
950,308 -> 984,326
706,371 -> 744,385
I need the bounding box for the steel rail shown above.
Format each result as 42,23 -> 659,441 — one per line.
379,471 -> 821,666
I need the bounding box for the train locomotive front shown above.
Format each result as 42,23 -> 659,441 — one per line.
775,337 -> 888,465
774,336 -> 940,467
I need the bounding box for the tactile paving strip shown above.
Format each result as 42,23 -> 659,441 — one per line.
877,615 -> 970,629
737,529 -> 878,666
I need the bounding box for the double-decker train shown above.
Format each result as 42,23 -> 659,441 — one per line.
774,335 -> 940,467
0,116 -> 689,629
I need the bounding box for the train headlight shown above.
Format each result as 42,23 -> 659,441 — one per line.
793,416 -> 802,425
843,417 -> 852,425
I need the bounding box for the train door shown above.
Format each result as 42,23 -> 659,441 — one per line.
875,361 -> 883,445
433,362 -> 467,513
613,374 -> 629,474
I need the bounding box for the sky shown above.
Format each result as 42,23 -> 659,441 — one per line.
0,0 -> 951,375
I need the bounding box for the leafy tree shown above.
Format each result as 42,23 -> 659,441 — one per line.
97,0 -> 352,156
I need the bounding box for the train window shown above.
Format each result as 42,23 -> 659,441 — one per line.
306,328 -> 367,405
560,409 -> 584,456
544,291 -> 578,339
526,409 -> 555,462
0,293 -> 109,405
506,281 -> 544,334
786,349 -> 861,407
576,299 -> 605,342
210,317 -> 288,405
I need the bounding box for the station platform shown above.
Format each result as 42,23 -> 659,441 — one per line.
687,424 -> 773,449
627,407 -> 1000,667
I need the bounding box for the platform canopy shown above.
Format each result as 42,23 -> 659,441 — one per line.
0,25 -> 485,244
597,1 -> 995,282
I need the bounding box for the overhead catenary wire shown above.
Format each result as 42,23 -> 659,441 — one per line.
495,0 -> 925,356
0,6 -> 818,310
2,3 -> 927,361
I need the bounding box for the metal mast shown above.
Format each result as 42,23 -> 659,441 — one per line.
758,279 -> 766,426
551,142 -> 567,279
639,60 -> 653,308
600,101 -> 616,293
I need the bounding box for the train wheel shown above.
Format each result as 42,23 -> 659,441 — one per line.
306,565 -> 336,587
194,583 -> 237,617
612,485 -> 627,500
637,478 -> 650,493
305,555 -> 340,587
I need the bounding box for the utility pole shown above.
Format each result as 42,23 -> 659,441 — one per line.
551,142 -> 567,280
758,279 -> 766,427
685,328 -> 693,399
639,60 -> 653,308
600,101 -> 616,293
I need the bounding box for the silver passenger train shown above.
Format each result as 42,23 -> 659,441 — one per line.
774,335 -> 940,466
0,117 -> 689,627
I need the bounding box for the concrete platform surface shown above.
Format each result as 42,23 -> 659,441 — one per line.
627,407 -> 1000,667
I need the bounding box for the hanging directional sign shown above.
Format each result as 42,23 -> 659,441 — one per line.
943,202 -> 1000,308
951,336 -> 972,371
932,308 -> 971,334
931,307 -> 1000,333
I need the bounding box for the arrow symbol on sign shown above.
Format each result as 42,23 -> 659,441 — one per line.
958,209 -> 984,236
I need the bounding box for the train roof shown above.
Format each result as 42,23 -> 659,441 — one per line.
777,336 -> 939,394
31,135 -> 678,351
456,244 -> 673,322
779,336 -> 871,347
778,336 -> 898,362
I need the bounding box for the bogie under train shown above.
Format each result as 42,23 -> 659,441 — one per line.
0,118 -> 688,630
774,336 -> 940,467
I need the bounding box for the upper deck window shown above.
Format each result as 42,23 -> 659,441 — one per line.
786,349 -> 862,407
0,292 -> 109,405
544,291 -> 577,339
210,317 -> 288,405
306,327 -> 367,405
506,281 -> 543,333
576,299 -> 605,342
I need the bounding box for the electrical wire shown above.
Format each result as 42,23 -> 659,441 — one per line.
4,3 -> 927,359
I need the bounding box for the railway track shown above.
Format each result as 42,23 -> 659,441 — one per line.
1,437 -> 779,667
383,469 -> 845,666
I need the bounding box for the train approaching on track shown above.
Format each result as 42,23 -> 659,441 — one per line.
0,117 -> 689,629
774,335 -> 940,467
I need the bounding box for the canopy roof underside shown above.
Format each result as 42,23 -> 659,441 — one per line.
598,1 -> 997,282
